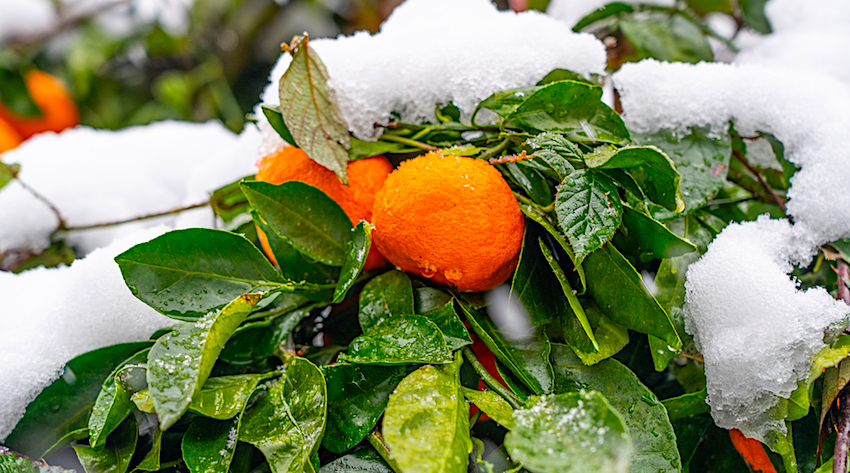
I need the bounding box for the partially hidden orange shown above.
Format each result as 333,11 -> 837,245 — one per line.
0,117 -> 22,156
371,152 -> 525,292
0,70 -> 79,140
255,146 -> 392,270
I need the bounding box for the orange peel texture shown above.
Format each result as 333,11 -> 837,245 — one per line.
255,146 -> 392,270
729,429 -> 777,473
0,70 -> 79,140
0,117 -> 22,156
371,152 -> 525,292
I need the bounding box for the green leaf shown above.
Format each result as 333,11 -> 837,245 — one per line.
134,426 -> 163,471
420,300 -> 472,351
343,316 -> 453,365
633,128 -> 731,215
619,13 -> 714,64
815,337 -> 850,429
663,389 -> 710,422
685,0 -> 732,15
475,86 -> 540,120
0,447 -> 76,472
189,373 -> 272,419
520,205 -> 586,294
537,69 -> 594,86
5,341 -> 152,458
253,211 -> 338,284
115,229 -> 281,320
672,416 -> 712,473
261,104 -> 297,147
242,180 -> 352,266
348,137 -> 407,161
583,243 -> 681,348
613,207 -> 696,262
333,221 -> 372,303
147,293 -> 260,430
359,270 -> 415,331
586,145 -> 684,212
182,416 -> 241,473
554,169 -> 623,262
383,357 -> 472,473
73,415 -> 137,473
278,38 -> 351,183
505,161 -> 553,206
560,298 -> 629,366
525,132 -> 580,180
551,345 -> 681,472
0,68 -> 41,117
220,308 -> 310,365
740,0 -> 772,34
240,358 -> 327,473
506,81 -> 630,144
322,363 -> 407,453
318,448 -> 393,472
510,227 -> 565,327
573,2 -> 634,31
0,162 -> 19,193
505,391 -> 632,473
462,388 -> 515,429
88,349 -> 150,448
415,287 -> 453,314
461,305 -> 554,395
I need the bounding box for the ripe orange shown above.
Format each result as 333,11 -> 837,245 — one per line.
0,117 -> 22,156
255,146 -> 392,270
371,152 -> 525,292
0,70 -> 79,139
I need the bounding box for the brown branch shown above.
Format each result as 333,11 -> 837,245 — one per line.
6,0 -> 131,50
59,201 -> 210,232
731,149 -> 787,214
838,260 -> 850,305
836,389 -> 850,473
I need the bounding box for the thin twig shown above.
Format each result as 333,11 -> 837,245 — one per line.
16,179 -> 65,228
7,0 -> 131,49
731,149 -> 787,213
835,389 -> 850,473
838,260 -> 850,305
60,201 -> 210,232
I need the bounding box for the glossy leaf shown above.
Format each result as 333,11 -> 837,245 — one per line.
322,363 -> 407,453
182,416 -> 241,473
189,373 -> 272,419
740,0 -> 772,34
560,298 -> 629,366
525,132 -> 580,180
573,2 -> 634,31
619,13 -> 714,65
0,447 -> 75,472
242,180 -> 352,266
475,86 -> 539,119
88,349 -> 150,448
359,270 -> 415,331
383,357 -> 472,473
633,128 -> 731,215
583,243 -> 681,348
663,389 -> 710,422
520,204 -> 586,293
586,145 -> 683,212
147,293 -> 260,430
115,228 -> 281,320
461,305 -> 554,395
278,37 -> 351,183
414,287 -> 453,314
537,69 -> 593,86
343,316 -> 453,365
462,388 -> 515,429
333,221 -> 372,303
505,391 -> 632,473
240,358 -> 327,473
318,447 -> 393,472
506,81 -> 630,144
420,300 -> 472,351
614,207 -> 696,262
819,340 -> 850,430
510,227 -> 565,327
5,342 -> 151,458
505,161 -> 553,206
554,169 -> 623,263
261,104 -> 296,147
73,415 -> 137,473
254,211 -> 338,285
349,137 -> 407,161
551,344 -> 681,473
134,426 -> 163,471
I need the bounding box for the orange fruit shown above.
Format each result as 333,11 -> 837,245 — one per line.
729,429 -> 776,473
0,70 -> 79,140
255,146 -> 392,270
0,117 -> 22,156
371,152 -> 525,292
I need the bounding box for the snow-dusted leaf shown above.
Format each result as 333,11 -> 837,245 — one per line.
462,388 -> 515,429
189,373 -> 272,419
525,132 -> 580,181
278,36 -> 351,183
554,169 -> 623,263
183,415 -> 241,473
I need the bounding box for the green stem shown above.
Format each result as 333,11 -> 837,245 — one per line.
368,431 -> 403,473
479,139 -> 511,161
379,134 -> 437,151
469,409 -> 483,428
513,192 -> 555,213
462,347 -> 523,410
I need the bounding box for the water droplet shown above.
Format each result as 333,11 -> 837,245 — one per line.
179,300 -> 185,305
445,268 -> 463,283
545,103 -> 555,114
419,261 -> 437,278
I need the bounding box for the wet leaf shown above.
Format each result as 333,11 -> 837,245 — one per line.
461,305 -> 554,395
525,132 -> 580,180
261,104 -> 296,147
383,357 -> 472,473
537,69 -> 594,86
115,229 -> 281,320
242,180 -> 352,266
318,447 -> 393,472
333,221 -> 372,303
189,373 -> 272,419
551,344 -> 681,473
613,207 -> 696,262
322,363 -> 407,453
220,308 -> 310,365
462,388 -> 515,429
343,315 -> 453,365
5,342 -> 152,458
240,358 -> 326,473
520,205 -> 586,293
420,300 -> 472,351
510,227 -> 565,327
0,447 -> 75,473
586,145 -> 683,212
182,416 -> 241,473
506,81 -> 630,144
663,389 -> 710,422
505,161 -> 553,206
134,426 -> 163,471
278,37 -> 351,183
583,243 -> 680,348
253,211 -> 338,285
88,349 -> 150,448
573,3 -> 635,31
560,295 -> 629,366
73,415 -> 137,473
415,287 -> 453,314
147,293 -> 260,430
359,270 -> 415,331
505,391 -> 632,473
554,169 -> 622,263
475,86 -> 540,119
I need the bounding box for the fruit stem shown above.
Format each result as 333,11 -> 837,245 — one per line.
462,346 -> 523,410
368,431 -> 403,473
379,134 -> 437,151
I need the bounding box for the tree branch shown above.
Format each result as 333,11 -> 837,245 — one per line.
731,148 -> 787,214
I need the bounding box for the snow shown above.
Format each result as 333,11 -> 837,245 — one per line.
0,227 -> 175,441
546,0 -> 675,29
257,0 -> 607,143
0,120 -> 261,256
613,59 -> 850,442
0,0 -> 57,42
61,0 -> 196,37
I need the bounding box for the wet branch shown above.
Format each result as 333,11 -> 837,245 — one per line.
731,149 -> 787,214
